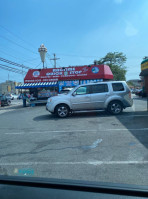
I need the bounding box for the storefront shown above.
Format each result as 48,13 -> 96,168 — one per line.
140,59 -> 148,94
16,64 -> 113,99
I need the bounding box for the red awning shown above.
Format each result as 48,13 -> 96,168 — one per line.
24,65 -> 113,83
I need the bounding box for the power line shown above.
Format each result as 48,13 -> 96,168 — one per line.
0,48 -> 39,65
56,60 -> 61,68
35,62 -> 42,69
50,53 -> 60,68
47,53 -> 54,67
0,65 -> 23,74
0,49 -> 21,61
23,57 -> 40,63
56,52 -> 100,59
0,57 -> 31,69
0,64 -> 26,74
0,24 -> 37,49
0,47 -> 36,63
0,35 -> 38,55
0,63 -> 26,74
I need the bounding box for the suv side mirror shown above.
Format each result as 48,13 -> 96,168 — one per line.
72,92 -> 76,96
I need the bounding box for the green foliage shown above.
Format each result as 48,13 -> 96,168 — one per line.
96,52 -> 127,81
110,64 -> 127,81
127,81 -> 134,87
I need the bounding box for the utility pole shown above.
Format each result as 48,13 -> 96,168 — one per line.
50,53 -> 60,68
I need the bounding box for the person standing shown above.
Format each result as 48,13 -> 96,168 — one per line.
22,92 -> 27,107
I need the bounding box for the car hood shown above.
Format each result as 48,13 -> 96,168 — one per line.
48,94 -> 70,102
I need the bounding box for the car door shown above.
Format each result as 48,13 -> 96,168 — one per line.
90,83 -> 109,109
70,85 -> 92,110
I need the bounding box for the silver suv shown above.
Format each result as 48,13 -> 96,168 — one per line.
46,81 -> 133,118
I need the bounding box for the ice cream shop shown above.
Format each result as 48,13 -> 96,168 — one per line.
16,64 -> 113,100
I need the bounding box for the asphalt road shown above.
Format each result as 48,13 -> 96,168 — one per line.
0,95 -> 148,186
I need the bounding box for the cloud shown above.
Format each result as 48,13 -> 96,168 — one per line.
125,22 -> 138,37
114,0 -> 123,4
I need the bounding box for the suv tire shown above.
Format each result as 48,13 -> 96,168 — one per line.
108,101 -> 123,115
55,104 -> 69,118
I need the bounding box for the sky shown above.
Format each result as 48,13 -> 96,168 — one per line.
0,0 -> 148,83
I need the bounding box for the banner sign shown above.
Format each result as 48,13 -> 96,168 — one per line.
24,65 -> 113,83
58,80 -> 79,92
141,59 -> 148,71
80,79 -> 103,84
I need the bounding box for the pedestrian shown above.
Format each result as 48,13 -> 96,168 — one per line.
22,92 -> 27,107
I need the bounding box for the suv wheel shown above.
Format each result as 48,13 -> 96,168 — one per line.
56,104 -> 69,118
108,101 -> 123,115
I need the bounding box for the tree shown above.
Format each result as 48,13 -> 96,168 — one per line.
127,80 -> 134,88
95,52 -> 127,81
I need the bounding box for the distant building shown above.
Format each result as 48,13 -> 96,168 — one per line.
127,79 -> 141,88
0,81 -> 22,95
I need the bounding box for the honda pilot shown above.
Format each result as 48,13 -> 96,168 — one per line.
46,81 -> 133,118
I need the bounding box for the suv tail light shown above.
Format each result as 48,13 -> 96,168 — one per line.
129,91 -> 131,98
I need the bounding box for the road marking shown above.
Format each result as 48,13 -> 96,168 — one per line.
0,161 -> 148,166
123,115 -> 148,117
4,128 -> 148,135
107,128 -> 148,131
5,130 -> 97,135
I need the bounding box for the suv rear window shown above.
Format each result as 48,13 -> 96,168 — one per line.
112,83 -> 124,91
91,84 -> 108,94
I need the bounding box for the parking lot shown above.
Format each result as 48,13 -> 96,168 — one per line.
0,95 -> 148,185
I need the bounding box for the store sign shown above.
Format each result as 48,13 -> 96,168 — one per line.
33,71 -> 40,77
24,65 -> 113,83
141,60 -> 148,71
80,79 -> 103,84
91,67 -> 99,74
59,80 -> 79,87
46,67 -> 85,76
38,89 -> 58,98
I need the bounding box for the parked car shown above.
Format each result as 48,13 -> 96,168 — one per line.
0,95 -> 11,106
5,94 -> 14,100
11,94 -> 18,99
135,89 -> 142,96
17,94 -> 22,100
46,81 -> 133,118
135,89 -> 147,97
138,90 -> 147,97
130,88 -> 137,94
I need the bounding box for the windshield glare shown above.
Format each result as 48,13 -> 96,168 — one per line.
0,0 -> 148,188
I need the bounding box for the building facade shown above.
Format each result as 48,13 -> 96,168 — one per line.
0,81 -> 21,95
16,64 -> 114,99
140,59 -> 148,93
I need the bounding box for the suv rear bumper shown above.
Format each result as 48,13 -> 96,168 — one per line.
122,98 -> 133,108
